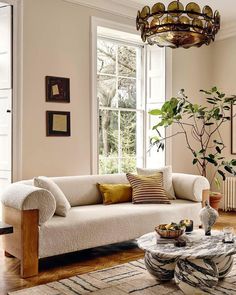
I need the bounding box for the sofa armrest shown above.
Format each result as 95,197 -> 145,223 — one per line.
172,173 -> 210,202
1,183 -> 56,225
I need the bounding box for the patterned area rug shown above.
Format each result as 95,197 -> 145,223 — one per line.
9,258 -> 236,295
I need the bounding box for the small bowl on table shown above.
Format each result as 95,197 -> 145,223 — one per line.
180,219 -> 193,233
155,223 -> 186,239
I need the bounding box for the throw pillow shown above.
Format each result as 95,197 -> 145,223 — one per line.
97,183 -> 132,205
126,173 -> 170,204
136,166 -> 175,200
34,176 -> 71,217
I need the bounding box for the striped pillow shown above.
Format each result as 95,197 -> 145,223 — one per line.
126,173 -> 170,204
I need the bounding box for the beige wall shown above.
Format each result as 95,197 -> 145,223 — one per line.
212,37 -> 236,166
211,37 -> 236,192
171,38 -> 236,180
21,0 -> 134,179
20,0 -> 216,179
171,46 -> 212,174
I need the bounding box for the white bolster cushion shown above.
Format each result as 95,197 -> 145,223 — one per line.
172,173 -> 210,202
1,183 -> 56,225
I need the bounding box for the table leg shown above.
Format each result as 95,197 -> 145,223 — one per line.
144,251 -> 178,281
213,255 -> 234,279
174,258 -> 218,294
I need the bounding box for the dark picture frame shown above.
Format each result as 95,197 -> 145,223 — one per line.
46,76 -> 70,103
232,104 -> 236,155
46,111 -> 71,137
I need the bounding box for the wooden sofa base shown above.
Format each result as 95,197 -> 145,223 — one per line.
2,205 -> 39,278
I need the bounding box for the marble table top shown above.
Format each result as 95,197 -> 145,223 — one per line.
137,230 -> 236,259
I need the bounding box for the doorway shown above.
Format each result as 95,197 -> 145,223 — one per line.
0,3 -> 12,209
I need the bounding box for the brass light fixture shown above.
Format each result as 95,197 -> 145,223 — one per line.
136,1 -> 220,49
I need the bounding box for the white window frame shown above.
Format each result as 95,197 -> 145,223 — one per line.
97,36 -> 144,174
91,17 -> 172,174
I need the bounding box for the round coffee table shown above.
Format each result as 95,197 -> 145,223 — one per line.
137,230 -> 236,294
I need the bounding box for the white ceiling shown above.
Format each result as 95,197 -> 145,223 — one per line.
66,0 -> 236,39
120,0 -> 236,26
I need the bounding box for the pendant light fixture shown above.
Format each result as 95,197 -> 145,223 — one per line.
136,1 -> 220,49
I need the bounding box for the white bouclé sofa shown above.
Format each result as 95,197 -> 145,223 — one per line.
1,172 -> 210,278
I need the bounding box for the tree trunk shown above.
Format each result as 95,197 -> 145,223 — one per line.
101,110 -> 110,156
202,165 -> 207,178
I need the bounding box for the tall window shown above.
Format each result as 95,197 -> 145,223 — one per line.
97,38 -> 144,174
93,24 -> 167,175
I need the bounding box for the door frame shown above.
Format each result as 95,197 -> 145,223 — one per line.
0,0 -> 23,182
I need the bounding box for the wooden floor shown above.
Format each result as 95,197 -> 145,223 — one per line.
0,211 -> 235,295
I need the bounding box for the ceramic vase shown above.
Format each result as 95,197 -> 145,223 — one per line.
199,201 -> 219,236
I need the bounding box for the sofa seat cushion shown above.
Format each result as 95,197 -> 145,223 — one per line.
39,200 -> 201,258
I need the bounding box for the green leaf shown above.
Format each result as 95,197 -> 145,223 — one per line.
193,151 -> 197,157
213,140 -> 224,145
150,136 -> 160,142
206,97 -> 216,102
193,158 -> 198,165
200,89 -> 211,95
149,109 -> 162,116
174,115 -> 182,120
154,121 -> 165,128
152,124 -> 159,130
207,101 -> 217,105
224,166 -> 233,174
216,146 -> 221,154
212,86 -> 217,92
218,170 -> 226,181
219,93 -> 225,98
231,159 -> 236,166
155,129 -> 161,137
214,177 -> 221,190
205,157 -> 217,165
225,96 -> 236,103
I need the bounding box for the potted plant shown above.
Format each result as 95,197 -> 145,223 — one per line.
149,87 -> 236,210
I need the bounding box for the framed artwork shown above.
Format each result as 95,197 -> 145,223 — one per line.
46,111 -> 71,137
46,76 -> 70,103
232,104 -> 236,155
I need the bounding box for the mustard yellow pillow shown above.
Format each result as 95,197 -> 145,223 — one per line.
97,183 -> 132,205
